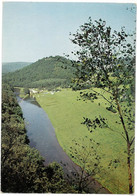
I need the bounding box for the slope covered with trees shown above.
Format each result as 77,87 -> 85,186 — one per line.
2,62 -> 32,74
1,83 -> 76,193
3,56 -> 74,90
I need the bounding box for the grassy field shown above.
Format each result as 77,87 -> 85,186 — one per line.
34,88 -> 134,194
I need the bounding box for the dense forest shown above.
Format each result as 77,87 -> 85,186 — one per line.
3,56 -> 75,90
2,62 -> 32,74
1,83 -> 76,193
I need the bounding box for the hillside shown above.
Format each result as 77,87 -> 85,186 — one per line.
3,56 -> 75,89
2,62 -> 32,73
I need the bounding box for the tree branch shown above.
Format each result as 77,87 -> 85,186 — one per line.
130,137 -> 135,146
107,125 -> 127,142
91,89 -> 117,109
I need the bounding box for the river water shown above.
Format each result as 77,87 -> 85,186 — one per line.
17,95 -> 110,194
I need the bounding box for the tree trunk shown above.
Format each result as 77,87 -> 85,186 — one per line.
78,169 -> 84,193
115,95 -> 133,194
127,144 -> 133,194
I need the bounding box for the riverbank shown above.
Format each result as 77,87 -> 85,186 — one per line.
17,94 -> 110,194
34,88 -> 132,194
2,83 -> 75,193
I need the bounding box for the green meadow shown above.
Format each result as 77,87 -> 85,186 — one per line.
34,88 -> 133,194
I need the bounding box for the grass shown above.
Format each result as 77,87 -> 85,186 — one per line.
34,88 -> 134,194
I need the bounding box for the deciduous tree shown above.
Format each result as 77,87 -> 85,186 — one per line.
70,18 -> 135,194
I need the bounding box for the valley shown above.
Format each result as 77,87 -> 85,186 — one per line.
2,55 -> 135,194
2,4 -> 135,194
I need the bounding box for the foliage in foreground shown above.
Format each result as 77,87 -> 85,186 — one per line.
70,18 -> 135,193
1,83 -> 75,193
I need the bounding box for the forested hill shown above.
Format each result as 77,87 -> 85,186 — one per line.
2,62 -> 32,74
3,56 -> 75,89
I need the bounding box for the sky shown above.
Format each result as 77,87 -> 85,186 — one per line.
2,1 -> 136,62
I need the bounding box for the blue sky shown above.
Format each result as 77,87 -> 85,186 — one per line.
2,2 -> 136,62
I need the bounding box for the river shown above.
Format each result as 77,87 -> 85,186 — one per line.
17,95 -> 110,194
